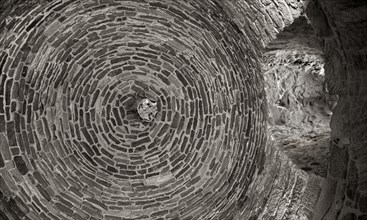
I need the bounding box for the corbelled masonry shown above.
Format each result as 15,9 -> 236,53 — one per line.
0,0 -> 366,219
0,0 -> 266,219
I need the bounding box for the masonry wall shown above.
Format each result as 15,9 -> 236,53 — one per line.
0,0 -> 366,219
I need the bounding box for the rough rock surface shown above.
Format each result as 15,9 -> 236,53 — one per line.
264,50 -> 332,130
306,0 -> 367,219
263,29 -> 337,177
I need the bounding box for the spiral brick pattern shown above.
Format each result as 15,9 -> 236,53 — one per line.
0,0 -> 267,219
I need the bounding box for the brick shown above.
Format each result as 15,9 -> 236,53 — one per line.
14,155 -> 28,175
0,133 -> 11,160
6,121 -> 17,146
55,202 -> 73,216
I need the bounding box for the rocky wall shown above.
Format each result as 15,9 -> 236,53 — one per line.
306,0 -> 367,219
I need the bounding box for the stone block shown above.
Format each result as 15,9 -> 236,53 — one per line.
14,155 -> 28,175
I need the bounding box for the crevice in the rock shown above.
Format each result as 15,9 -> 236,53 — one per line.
264,16 -> 338,178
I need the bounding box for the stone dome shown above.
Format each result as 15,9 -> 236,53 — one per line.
0,0 -> 366,219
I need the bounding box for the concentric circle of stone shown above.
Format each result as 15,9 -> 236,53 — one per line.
138,98 -> 158,122
0,0 -> 267,219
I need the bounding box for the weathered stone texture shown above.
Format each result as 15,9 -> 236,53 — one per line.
235,141 -> 323,220
306,0 -> 367,219
0,0 -> 366,219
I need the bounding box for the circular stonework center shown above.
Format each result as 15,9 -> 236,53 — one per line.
137,98 -> 158,122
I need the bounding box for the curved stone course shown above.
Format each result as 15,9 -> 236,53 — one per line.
0,0 -> 266,219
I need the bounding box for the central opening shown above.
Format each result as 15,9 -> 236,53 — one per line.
137,98 -> 158,122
